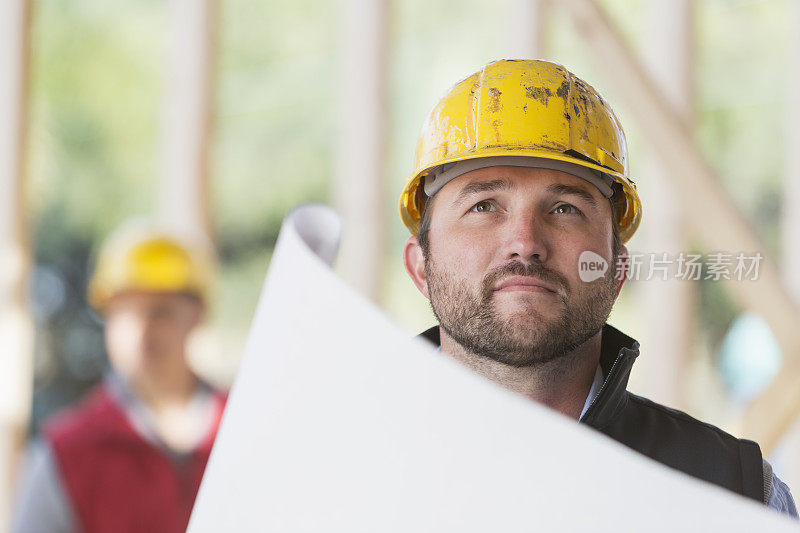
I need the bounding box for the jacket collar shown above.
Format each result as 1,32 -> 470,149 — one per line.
417,323 -> 640,428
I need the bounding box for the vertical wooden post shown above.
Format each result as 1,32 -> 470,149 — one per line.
633,0 -> 695,408
333,0 -> 389,301
157,0 -> 218,242
774,0 -> 800,493
0,0 -> 33,529
509,0 -> 549,59
783,0 -> 800,305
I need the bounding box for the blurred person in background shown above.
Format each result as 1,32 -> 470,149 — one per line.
13,220 -> 226,533
399,59 -> 797,517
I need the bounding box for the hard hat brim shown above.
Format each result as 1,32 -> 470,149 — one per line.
399,149 -> 641,243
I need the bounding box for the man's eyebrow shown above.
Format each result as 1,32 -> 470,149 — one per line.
451,179 -> 512,207
546,183 -> 598,207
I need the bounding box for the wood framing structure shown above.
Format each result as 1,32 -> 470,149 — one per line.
0,0 -> 33,529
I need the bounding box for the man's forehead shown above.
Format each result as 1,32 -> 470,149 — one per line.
440,166 -> 603,200
108,290 -> 200,309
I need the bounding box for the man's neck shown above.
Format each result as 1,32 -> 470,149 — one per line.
117,365 -> 215,453
130,364 -> 200,415
439,328 -> 602,420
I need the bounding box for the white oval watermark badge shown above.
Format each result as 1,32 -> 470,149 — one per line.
578,251 -> 608,282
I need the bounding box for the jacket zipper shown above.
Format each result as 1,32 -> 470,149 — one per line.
581,351 -> 625,422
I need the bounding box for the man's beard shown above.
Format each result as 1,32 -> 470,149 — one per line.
425,254 -> 619,368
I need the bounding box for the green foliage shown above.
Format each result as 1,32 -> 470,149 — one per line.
29,0 -> 165,240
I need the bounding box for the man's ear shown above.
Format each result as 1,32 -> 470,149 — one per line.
403,235 -> 430,299
614,243 -> 629,298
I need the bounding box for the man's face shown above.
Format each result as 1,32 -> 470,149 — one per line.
404,166 -> 625,367
104,291 -> 203,379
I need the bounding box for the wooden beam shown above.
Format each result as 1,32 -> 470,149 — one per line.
509,0 -> 549,59
0,0 -> 33,528
782,0 -> 800,308
157,0 -> 218,242
558,0 -> 800,451
772,0 -> 800,491
332,0 -> 389,302
739,0 -> 800,452
632,0 -> 695,409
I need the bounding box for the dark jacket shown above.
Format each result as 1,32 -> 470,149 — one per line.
419,323 -> 766,503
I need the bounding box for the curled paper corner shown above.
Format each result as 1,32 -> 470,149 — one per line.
284,204 -> 342,267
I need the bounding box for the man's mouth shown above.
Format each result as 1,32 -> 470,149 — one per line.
494,276 -> 557,294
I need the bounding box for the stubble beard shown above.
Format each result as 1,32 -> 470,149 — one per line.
425,253 -> 619,368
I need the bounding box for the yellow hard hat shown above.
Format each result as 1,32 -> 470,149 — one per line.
398,59 -> 642,243
88,220 -> 215,311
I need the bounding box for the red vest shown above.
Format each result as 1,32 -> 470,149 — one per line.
44,383 -> 226,533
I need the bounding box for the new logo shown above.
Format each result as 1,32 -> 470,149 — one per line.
578,251 -> 608,282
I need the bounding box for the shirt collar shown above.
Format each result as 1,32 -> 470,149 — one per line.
103,371 -> 217,457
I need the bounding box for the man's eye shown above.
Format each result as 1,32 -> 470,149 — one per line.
470,200 -> 496,213
553,203 -> 581,215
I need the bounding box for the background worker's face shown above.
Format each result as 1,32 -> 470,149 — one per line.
404,166 -> 626,367
104,291 -> 203,380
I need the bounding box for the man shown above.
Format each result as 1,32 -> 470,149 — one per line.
14,220 -> 226,533
399,59 -> 797,515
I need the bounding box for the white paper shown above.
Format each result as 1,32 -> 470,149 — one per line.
188,204 -> 794,532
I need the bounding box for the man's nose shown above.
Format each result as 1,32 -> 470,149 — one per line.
502,212 -> 549,263
141,313 -> 161,337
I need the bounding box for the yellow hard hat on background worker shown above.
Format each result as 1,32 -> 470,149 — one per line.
88,219 -> 215,311
399,59 -> 642,243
